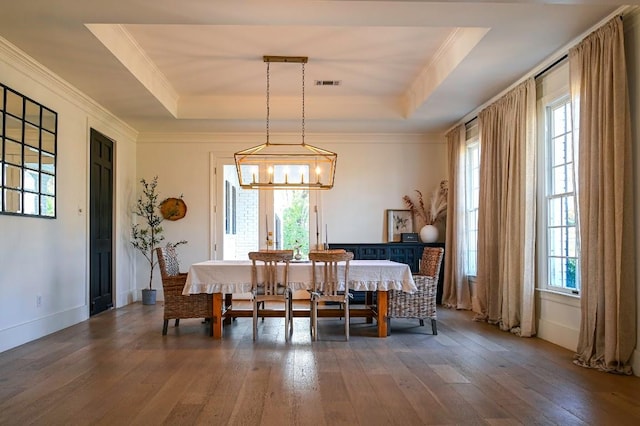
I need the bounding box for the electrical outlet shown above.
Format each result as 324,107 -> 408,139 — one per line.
36,295 -> 42,308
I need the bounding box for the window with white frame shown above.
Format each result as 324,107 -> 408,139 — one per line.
544,97 -> 579,293
465,139 -> 480,276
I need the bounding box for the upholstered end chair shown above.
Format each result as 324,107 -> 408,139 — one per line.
386,247 -> 444,335
156,246 -> 213,336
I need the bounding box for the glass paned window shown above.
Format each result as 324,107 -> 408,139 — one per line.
24,192 -> 39,215
5,115 -> 22,141
25,100 -> 40,125
465,140 -> 480,276
42,130 -> 55,153
41,173 -> 55,195
25,123 -> 39,148
545,98 -> 579,292
23,169 -> 39,192
1,83 -> 57,218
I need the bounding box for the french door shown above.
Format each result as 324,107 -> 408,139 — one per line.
214,157 -> 318,260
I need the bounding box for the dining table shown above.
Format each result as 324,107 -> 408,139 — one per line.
183,259 -> 417,339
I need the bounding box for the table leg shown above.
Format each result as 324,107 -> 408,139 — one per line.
376,290 -> 388,337
213,293 -> 223,339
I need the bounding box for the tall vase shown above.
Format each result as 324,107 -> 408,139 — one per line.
420,224 -> 438,243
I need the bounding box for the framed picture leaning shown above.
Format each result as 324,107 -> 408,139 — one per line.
387,209 -> 413,242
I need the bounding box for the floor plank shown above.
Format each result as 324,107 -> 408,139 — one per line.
0,304 -> 639,425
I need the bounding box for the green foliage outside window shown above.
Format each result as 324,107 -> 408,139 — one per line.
282,190 -> 309,254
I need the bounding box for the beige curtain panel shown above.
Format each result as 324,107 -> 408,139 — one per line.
570,17 -> 636,374
475,78 -> 537,338
443,124 -> 472,310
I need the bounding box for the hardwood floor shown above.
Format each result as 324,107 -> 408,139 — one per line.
1,302 -> 639,425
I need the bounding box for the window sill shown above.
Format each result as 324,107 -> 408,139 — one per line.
536,287 -> 580,308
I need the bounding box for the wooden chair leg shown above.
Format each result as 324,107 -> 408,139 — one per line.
309,300 -> 314,339
253,299 -> 259,341
386,318 -> 391,337
175,319 -> 180,327
224,294 -> 233,325
419,319 -> 425,327
431,319 -> 438,335
344,300 -> 350,341
288,294 -> 294,336
312,301 -> 318,341
209,318 -> 214,337
285,294 -> 290,343
162,319 -> 169,335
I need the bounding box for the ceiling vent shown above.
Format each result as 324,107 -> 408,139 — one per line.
315,80 -> 341,86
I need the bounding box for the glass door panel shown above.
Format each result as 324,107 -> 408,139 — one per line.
217,160 -> 316,260
274,189 -> 309,256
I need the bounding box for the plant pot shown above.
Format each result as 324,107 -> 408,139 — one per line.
420,224 -> 439,243
142,288 -> 157,305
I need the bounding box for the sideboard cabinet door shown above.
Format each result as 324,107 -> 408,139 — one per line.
329,242 -> 445,304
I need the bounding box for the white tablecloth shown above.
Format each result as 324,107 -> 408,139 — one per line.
183,259 -> 416,295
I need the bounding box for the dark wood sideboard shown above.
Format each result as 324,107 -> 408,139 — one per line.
328,242 -> 446,304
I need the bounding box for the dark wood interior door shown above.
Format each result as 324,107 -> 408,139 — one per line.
90,129 -> 114,316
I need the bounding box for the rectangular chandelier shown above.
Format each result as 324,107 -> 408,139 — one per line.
235,142 -> 337,190
234,55 -> 337,190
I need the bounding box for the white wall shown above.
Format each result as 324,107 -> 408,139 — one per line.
135,132 -> 447,295
0,38 -> 138,353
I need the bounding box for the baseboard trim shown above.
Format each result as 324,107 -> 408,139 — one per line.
0,305 -> 87,353
537,317 -> 579,352
632,348 -> 640,377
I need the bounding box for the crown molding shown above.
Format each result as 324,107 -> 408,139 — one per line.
136,131 -> 445,145
0,35 -> 138,142
85,24 -> 179,117
453,5 -> 637,132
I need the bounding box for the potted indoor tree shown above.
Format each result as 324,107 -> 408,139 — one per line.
131,176 -> 165,305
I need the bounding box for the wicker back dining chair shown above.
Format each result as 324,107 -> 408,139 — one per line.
308,250 -> 355,341
249,250 -> 294,342
386,247 -> 444,335
156,246 -> 214,336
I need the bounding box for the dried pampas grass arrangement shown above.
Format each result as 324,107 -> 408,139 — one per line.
403,180 -> 448,225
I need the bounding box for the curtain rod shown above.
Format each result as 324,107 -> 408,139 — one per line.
533,15 -> 621,80
463,53 -> 569,127
534,54 -> 568,80
454,10 -> 627,134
